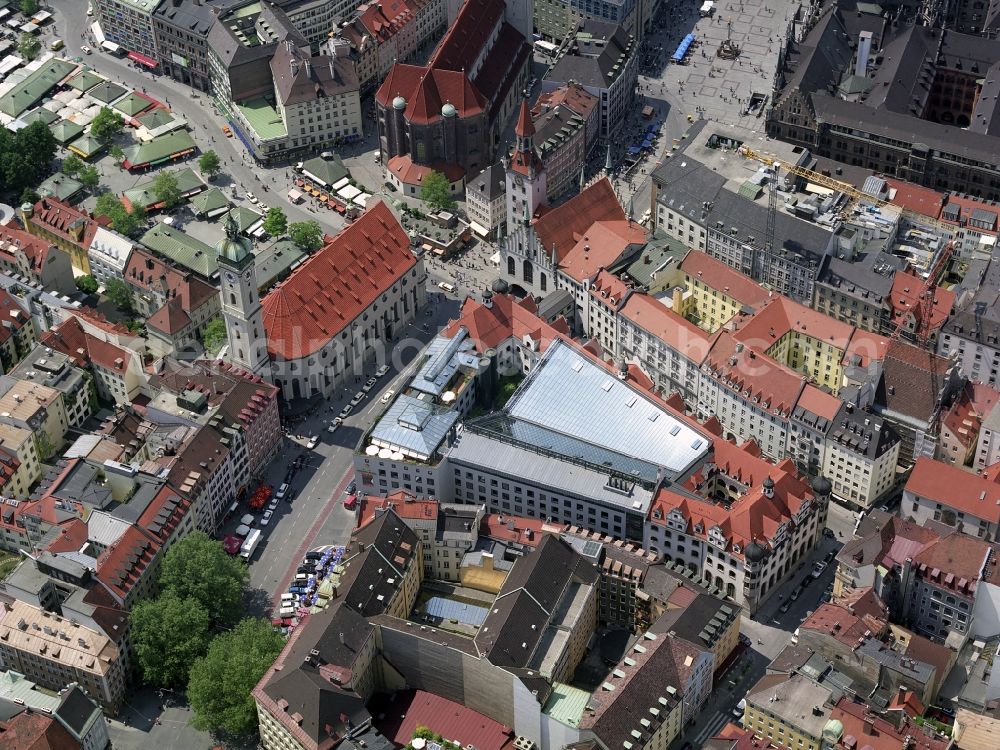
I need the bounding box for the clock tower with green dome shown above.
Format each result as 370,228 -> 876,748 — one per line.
217,214 -> 270,379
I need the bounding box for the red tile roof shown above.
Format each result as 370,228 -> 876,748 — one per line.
796,384 -> 842,420
733,296 -> 856,352
376,66 -> 486,124
649,435 -> 814,555
146,297 -> 191,336
358,490 -> 438,529
533,82 -> 599,121
884,177 -> 946,219
619,293 -> 716,364
45,518 -> 88,554
28,198 -> 101,249
40,318 -> 131,373
704,331 -> 806,416
375,689 -> 514,750
588,269 -> 631,313
940,194 -> 999,235
386,154 -> 466,186
888,269 -> 955,338
558,220 -> 647,283
428,0 -> 504,72
0,223 -> 57,280
94,525 -> 159,601
682,251 -> 773,310
443,293 -> 569,351
124,247 -> 218,315
888,688 -> 926,718
830,697 -> 949,750
482,512 -> 565,547
800,599 -> 888,647
262,201 -> 416,360
533,177 -> 625,262
357,0 -> 419,39
941,381 -> 1000,450
906,456 -> 1000,524
136,487 -> 190,544
0,707 -> 79,750
912,531 -> 998,588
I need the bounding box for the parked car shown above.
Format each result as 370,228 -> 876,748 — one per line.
346,481 -> 357,495
261,510 -> 273,526
81,44 -> 92,54
305,435 -> 318,449
790,589 -> 801,601
247,192 -> 258,204
276,483 -> 289,499
327,419 -> 340,434
824,550 -> 836,562
350,391 -> 365,406
338,404 -> 353,419
380,389 -> 396,404
268,500 -> 279,511
363,377 -> 378,392
343,494 -> 358,510
812,561 -> 828,578
297,565 -> 314,574
304,551 -> 321,561
779,602 -> 791,613
375,364 -> 390,377
222,124 -> 233,137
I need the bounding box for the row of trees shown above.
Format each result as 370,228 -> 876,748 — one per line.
131,533 -> 284,737
0,121 -> 56,202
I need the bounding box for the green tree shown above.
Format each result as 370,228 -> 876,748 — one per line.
34,433 -> 53,462
152,171 -> 182,209
187,618 -> 285,737
159,531 -> 248,628
0,122 -> 55,198
262,206 -> 287,238
202,318 -> 228,355
75,275 -> 99,294
109,145 -> 125,166
61,154 -> 83,176
20,0 -> 39,15
77,165 -> 100,191
288,220 -> 323,251
198,150 -> 221,179
89,107 -> 124,144
95,193 -> 146,238
105,278 -> 134,312
17,33 -> 40,61
19,188 -> 38,205
131,593 -> 211,688
420,170 -> 456,212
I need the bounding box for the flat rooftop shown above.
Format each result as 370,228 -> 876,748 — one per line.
237,96 -> 286,140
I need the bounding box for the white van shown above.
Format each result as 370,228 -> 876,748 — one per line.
280,593 -> 295,603
279,606 -> 295,617
438,281 -> 456,293
276,483 -> 289,499
48,39 -> 64,52
295,573 -> 309,582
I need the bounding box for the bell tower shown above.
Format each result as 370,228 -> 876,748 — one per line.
216,214 -> 270,379
504,97 -> 547,238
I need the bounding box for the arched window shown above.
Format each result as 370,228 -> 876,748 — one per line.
540,273 -> 547,292
523,259 -> 533,284
508,256 -> 515,276
229,293 -> 236,306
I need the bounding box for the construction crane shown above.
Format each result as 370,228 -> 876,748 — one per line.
735,146 -> 951,233
888,239 -> 953,345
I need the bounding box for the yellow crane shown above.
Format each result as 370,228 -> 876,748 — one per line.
735,146 -> 951,233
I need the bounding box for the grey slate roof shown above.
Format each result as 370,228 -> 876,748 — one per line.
55,686 -> 101,736
467,163 -> 506,201
942,255 -> 1000,347
341,510 -> 420,618
817,250 -> 903,303
826,403 -> 899,460
547,20 -> 633,90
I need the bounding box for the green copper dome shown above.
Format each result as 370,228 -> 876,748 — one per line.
217,213 -> 252,264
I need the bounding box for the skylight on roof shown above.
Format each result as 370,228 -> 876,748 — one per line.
571,360 -> 583,372
601,379 -> 613,392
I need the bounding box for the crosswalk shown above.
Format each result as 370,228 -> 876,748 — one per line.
692,709 -> 734,747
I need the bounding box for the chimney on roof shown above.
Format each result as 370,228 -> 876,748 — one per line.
863,716 -> 876,735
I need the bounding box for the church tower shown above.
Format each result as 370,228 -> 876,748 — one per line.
504,97 -> 547,238
216,214 -> 270,379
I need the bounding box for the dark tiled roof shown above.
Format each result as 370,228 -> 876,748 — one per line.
54,687 -> 99,736
341,510 -> 421,618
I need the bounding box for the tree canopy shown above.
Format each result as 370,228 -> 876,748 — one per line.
75,275 -> 99,294
421,170 -> 456,212
202,318 -> 228,355
187,618 -> 285,737
89,107 -> 124,144
0,121 -> 56,199
16,33 -> 40,61
20,0 -> 40,15
104,277 -> 135,311
94,193 -> 146,238
198,150 -> 221,178
131,593 -> 211,688
159,531 -> 248,628
262,206 -> 287,238
77,165 -> 100,191
61,154 -> 83,176
288,220 -> 323,251
152,171 -> 182,209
